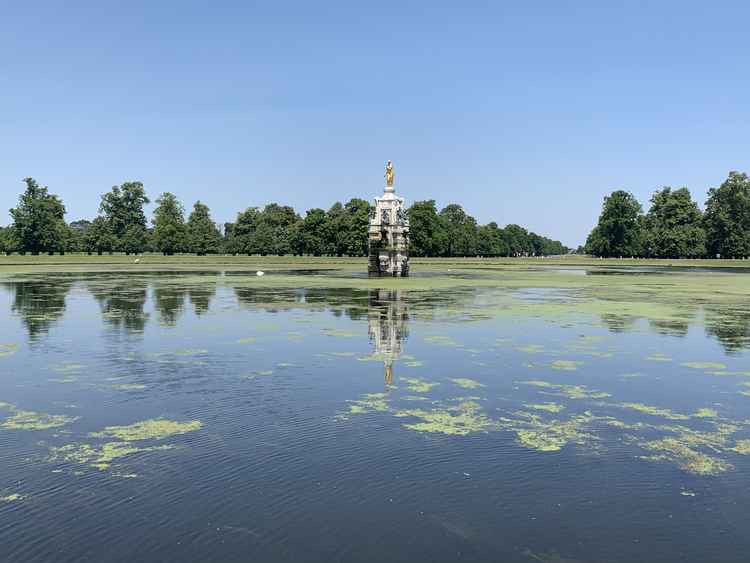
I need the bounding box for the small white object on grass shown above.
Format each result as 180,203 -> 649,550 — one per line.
256,271 -> 264,276
134,258 -> 140,264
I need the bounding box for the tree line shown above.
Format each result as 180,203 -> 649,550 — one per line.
0,178 -> 568,257
584,171 -> 750,258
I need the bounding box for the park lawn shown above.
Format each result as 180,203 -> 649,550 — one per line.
0,253 -> 749,275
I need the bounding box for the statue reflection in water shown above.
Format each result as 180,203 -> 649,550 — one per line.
367,289 -> 409,386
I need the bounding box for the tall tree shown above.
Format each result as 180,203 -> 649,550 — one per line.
703,171 -> 750,258
324,202 -> 348,256
585,190 -> 644,257
231,207 -> 261,255
99,182 -> 150,253
9,178 -> 67,254
0,226 -> 16,255
84,217 -> 116,255
252,203 -> 299,255
186,201 -> 221,255
642,187 -> 706,258
477,222 -> 508,257
299,208 -> 328,256
503,224 -> 531,256
152,192 -> 186,255
342,198 -> 371,256
439,204 -> 478,256
407,200 -> 445,257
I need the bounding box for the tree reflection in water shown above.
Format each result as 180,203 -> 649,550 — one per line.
2,277 -> 73,340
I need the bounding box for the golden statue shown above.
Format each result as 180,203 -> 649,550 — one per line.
384,160 -> 394,187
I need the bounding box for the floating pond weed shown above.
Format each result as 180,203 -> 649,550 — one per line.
402,378 -> 439,393
681,362 -> 727,370
90,418 -> 202,441
49,442 -> 176,471
550,360 -> 584,371
525,403 -> 566,413
618,403 -> 691,421
0,404 -> 78,430
449,378 -> 485,389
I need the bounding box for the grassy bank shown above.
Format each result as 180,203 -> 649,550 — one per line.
0,253 -> 749,274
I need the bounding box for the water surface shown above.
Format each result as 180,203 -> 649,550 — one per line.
1,267 -> 749,562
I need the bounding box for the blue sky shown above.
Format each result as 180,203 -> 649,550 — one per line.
1,1 -> 748,247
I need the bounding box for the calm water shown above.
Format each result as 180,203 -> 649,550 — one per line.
1,269 -> 749,562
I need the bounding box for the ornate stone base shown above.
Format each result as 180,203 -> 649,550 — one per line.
368,186 -> 409,277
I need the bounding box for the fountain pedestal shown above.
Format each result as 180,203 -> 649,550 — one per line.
368,183 -> 410,277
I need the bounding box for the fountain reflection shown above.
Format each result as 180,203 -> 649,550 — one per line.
367,289 -> 409,385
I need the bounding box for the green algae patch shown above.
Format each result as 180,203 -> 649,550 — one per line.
681,362 -> 727,370
249,370 -> 274,377
49,377 -> 78,384
511,412 -> 597,452
551,360 -> 584,371
404,360 -> 424,368
110,384 -> 147,391
236,337 -> 257,344
49,442 -> 175,470
693,408 -> 719,419
394,402 -> 496,436
346,392 -> 390,414
646,353 -> 672,362
322,328 -> 358,338
0,407 -> 78,430
0,493 -> 24,503
730,440 -> 750,455
518,380 -> 611,399
525,402 -> 565,413
330,352 -> 356,357
619,403 -> 690,421
90,418 -> 202,441
357,353 -> 388,362
423,335 -> 459,347
402,378 -> 439,393
52,363 -> 84,373
449,378 -> 485,389
516,344 -> 545,354
402,395 -> 429,401
639,438 -> 732,475
0,344 -> 18,358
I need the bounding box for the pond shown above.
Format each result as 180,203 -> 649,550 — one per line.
0,266 -> 749,562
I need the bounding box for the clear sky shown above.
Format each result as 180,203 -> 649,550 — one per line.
2,1 -> 748,247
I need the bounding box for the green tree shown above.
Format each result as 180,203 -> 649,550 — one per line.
99,182 -> 150,253
152,192 -> 186,255
324,202 -> 347,256
0,226 -> 17,255
439,204 -> 478,256
231,207 -> 261,255
342,198 -> 371,256
642,187 -> 706,258
84,217 -> 116,254
407,200 -> 445,257
703,171 -> 750,258
68,220 -> 91,253
299,208 -> 328,256
186,201 -> 221,255
252,203 -> 300,255
503,224 -> 532,256
477,222 -> 508,257
9,178 -> 67,254
585,190 -> 644,257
